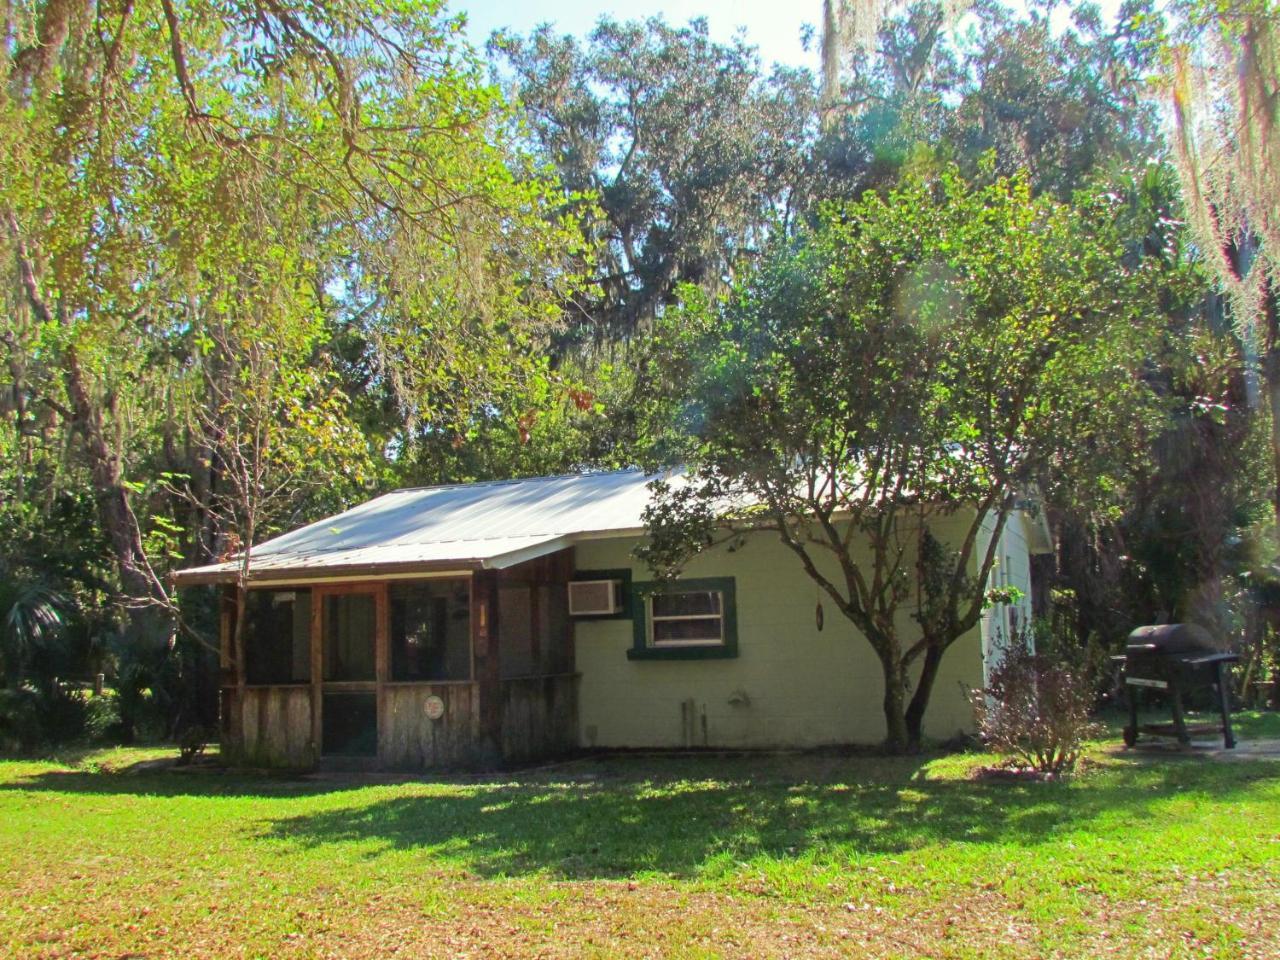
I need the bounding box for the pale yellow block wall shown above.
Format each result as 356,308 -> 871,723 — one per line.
574,513 -> 994,750
978,512 -> 1037,684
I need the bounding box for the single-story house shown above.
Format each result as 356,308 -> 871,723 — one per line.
173,469 -> 1052,769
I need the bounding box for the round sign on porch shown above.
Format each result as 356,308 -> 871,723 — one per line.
424,695 -> 445,721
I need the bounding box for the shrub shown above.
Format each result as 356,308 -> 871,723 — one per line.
176,724 -> 211,765
0,686 -> 45,752
36,682 -> 88,743
84,693 -> 122,742
0,682 -> 89,751
971,643 -> 1102,776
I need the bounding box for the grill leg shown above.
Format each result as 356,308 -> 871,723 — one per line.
1125,679 -> 1138,747
1170,680 -> 1190,746
1217,661 -> 1236,749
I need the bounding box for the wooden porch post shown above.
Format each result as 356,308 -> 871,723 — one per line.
374,581 -> 389,762
472,569 -> 503,764
310,590 -> 323,756
219,587 -> 240,754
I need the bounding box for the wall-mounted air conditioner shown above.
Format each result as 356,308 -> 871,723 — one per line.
568,579 -> 621,616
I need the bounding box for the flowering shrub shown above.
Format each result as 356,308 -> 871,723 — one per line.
971,644 -> 1102,776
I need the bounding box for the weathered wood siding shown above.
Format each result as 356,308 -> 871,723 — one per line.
499,673 -> 579,763
380,682 -> 482,769
224,685 -> 316,768
221,557 -> 580,771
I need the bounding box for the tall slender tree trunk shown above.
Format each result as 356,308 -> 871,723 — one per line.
878,651 -> 911,754
63,345 -> 168,611
1262,281 -> 1280,550
905,641 -> 945,747
9,211 -> 169,620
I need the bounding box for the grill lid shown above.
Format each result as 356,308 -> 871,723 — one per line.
1126,623 -> 1217,656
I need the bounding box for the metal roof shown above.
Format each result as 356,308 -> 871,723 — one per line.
173,469 -> 668,585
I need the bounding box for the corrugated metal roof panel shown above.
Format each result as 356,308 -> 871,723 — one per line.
173,469 -> 667,585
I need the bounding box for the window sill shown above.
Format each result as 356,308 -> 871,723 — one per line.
627,645 -> 737,661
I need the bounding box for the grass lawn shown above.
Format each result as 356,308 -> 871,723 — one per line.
2,715 -> 1279,959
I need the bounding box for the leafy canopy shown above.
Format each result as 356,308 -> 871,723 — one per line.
639,165 -> 1170,749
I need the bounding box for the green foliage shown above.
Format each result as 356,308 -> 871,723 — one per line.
84,694 -> 123,742
639,165 -> 1176,749
1,0 -> 592,738
0,575 -> 68,687
816,0 -> 1167,199
0,687 -> 43,752
0,0 -> 1272,754
496,16 -> 813,344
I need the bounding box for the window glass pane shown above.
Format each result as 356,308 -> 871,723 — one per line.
652,591 -> 721,618
323,593 -> 376,681
244,589 -> 311,684
390,580 -> 471,682
653,616 -> 723,644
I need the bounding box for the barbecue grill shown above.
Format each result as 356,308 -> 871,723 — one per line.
1114,624 -> 1238,749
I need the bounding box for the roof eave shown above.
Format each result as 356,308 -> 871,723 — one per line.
171,557 -> 487,588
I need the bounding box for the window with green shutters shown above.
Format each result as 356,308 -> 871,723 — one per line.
628,577 -> 738,660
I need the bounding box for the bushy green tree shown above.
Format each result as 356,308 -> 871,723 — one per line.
496,16 -> 814,345
2,0 -> 582,618
638,167 -> 1174,751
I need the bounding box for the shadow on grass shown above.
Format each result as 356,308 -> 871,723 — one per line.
0,762 -> 351,799
263,754 -> 1277,879
3,749 -> 1277,880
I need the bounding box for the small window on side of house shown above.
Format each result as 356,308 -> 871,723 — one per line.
649,590 -> 724,646
628,578 -> 737,660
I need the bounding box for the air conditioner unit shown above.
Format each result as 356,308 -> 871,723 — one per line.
568,579 -> 621,616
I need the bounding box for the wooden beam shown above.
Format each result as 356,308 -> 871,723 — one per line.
375,581 -> 389,762
472,569 -> 502,763
310,587 -> 323,754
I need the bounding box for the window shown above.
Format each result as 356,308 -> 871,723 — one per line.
390,579 -> 471,682
628,577 -> 738,660
650,591 -> 724,645
243,589 -> 311,685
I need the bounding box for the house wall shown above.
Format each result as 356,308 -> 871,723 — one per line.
574,514 -> 995,750
977,512 -> 1037,685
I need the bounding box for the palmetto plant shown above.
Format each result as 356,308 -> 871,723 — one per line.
0,574 -> 69,688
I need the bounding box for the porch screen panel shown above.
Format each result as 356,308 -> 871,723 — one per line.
537,582 -> 570,674
244,589 -> 311,684
498,585 -> 534,679
389,579 -> 471,681
321,692 -> 377,757
323,593 -> 376,681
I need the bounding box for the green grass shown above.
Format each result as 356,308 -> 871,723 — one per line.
2,718 -> 1279,958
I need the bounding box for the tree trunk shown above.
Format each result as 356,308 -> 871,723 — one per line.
231,514 -> 255,705
905,641 -> 945,748
879,654 -> 911,754
63,345 -> 168,611
8,211 -> 169,619
1263,280 -> 1280,551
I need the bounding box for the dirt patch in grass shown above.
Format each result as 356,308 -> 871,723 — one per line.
11,880 -> 1046,959
18,873 -> 1278,960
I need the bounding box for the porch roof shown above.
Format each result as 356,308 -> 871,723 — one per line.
172,469 -> 667,586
